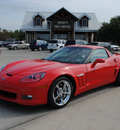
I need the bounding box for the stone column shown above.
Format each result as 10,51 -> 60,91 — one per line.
25,32 -> 28,43
34,32 -> 37,40
91,33 -> 94,42
85,33 -> 88,42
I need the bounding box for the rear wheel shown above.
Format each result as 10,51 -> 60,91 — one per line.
50,49 -> 53,52
48,77 -> 73,108
31,49 -> 34,51
38,47 -> 42,51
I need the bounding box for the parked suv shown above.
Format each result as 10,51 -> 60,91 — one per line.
47,39 -> 66,52
30,40 -> 48,51
65,39 -> 88,46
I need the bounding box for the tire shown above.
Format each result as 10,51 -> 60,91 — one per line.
31,49 -> 34,51
13,46 -> 17,50
38,47 -> 42,51
48,77 -> 73,109
115,71 -> 120,86
50,49 -> 53,52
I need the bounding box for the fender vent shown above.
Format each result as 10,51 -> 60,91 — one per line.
114,68 -> 118,76
6,73 -> 13,77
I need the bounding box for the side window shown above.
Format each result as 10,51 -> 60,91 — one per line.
43,41 -> 47,44
58,40 -> 61,44
62,41 -> 64,44
89,49 -> 109,63
19,42 -> 22,44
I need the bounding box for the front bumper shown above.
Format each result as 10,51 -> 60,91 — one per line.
0,71 -> 50,105
7,46 -> 13,49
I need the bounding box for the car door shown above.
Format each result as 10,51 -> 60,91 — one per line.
86,48 -> 117,90
17,42 -> 23,49
42,41 -> 47,49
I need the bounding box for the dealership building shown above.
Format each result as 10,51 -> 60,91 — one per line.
21,7 -> 101,43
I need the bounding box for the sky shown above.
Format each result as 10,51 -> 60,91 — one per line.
0,0 -> 120,31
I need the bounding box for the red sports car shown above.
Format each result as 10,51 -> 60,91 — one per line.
0,45 -> 120,108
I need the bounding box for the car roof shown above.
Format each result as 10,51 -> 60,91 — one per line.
67,45 -> 104,49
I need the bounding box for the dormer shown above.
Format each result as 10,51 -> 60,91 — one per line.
32,12 -> 45,26
79,13 -> 91,27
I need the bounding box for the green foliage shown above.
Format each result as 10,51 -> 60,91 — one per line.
97,16 -> 120,45
0,29 -> 25,41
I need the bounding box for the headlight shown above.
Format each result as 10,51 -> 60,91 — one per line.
0,65 -> 7,72
20,72 -> 46,83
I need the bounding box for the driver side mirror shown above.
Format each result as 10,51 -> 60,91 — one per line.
91,58 -> 105,68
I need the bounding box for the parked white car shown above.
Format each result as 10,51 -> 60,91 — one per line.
110,45 -> 119,51
47,39 -> 66,52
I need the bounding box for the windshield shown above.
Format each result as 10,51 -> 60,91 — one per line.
76,40 -> 88,45
49,40 -> 57,43
44,46 -> 92,64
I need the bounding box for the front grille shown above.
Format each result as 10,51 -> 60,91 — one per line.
0,90 -> 17,99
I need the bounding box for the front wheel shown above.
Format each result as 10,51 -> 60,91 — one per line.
48,77 -> 73,108
13,46 -> 17,50
115,71 -> 120,86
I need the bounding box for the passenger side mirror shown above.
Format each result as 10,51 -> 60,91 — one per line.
91,58 -> 105,68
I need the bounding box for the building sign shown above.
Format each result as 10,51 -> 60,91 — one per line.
53,21 -> 73,30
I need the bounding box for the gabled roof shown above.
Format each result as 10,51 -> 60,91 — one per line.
32,12 -> 45,20
47,7 -> 78,22
79,13 -> 91,20
21,9 -> 102,32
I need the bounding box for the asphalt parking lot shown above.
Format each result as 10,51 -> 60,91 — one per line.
0,48 -> 120,130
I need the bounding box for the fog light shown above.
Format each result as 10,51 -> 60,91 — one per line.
22,95 -> 33,100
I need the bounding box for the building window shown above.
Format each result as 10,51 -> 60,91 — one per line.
82,18 -> 88,27
35,18 -> 41,26
37,33 -> 50,40
34,17 -> 42,26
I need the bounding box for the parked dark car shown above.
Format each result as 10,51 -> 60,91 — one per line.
30,40 -> 48,51
0,41 -> 3,47
65,39 -> 88,46
89,42 -> 112,51
5,39 -> 16,47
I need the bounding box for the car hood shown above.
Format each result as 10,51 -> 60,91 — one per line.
8,44 -> 17,46
5,59 -> 69,76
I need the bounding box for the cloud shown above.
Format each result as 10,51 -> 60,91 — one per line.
0,0 -> 120,30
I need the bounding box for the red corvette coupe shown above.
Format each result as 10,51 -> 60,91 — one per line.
0,45 -> 120,108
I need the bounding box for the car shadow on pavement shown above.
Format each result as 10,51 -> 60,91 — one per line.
69,83 -> 116,107
0,99 -> 53,118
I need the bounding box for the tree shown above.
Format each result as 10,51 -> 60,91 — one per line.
0,29 -> 25,41
97,16 -> 120,45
